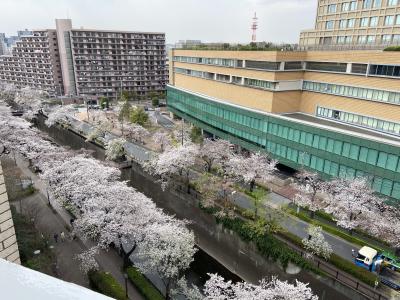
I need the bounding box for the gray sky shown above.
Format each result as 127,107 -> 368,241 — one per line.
0,0 -> 317,44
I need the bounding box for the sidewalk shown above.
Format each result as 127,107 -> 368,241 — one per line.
14,156 -> 145,300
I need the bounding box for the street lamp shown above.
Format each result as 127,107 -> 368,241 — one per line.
123,273 -> 128,298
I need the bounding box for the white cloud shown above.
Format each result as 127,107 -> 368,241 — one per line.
0,0 -> 317,44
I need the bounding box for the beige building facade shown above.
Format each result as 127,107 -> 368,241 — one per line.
300,0 -> 400,49
0,162 -> 20,265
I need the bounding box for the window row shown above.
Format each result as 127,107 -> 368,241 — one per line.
335,34 -> 400,44
317,106 -> 400,136
329,0 -> 398,12
325,15 -> 400,29
303,80 -> 400,105
173,56 -> 239,67
174,67 -> 278,91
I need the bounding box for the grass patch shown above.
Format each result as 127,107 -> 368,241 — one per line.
126,267 -> 164,300
11,206 -> 55,275
88,270 -> 128,300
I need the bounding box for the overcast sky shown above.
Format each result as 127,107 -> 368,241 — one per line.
0,0 -> 317,44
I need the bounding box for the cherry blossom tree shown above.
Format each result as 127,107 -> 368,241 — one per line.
302,225 -> 332,260
152,131 -> 171,152
125,124 -> 149,144
227,152 -> 277,192
293,170 -> 326,218
145,143 -> 199,192
323,177 -> 383,231
45,105 -> 76,127
14,87 -> 48,119
199,139 -> 232,172
203,274 -> 318,300
136,221 -> 197,300
0,97 -> 198,284
105,138 -> 126,161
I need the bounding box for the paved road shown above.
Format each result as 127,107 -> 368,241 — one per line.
152,111 -> 174,129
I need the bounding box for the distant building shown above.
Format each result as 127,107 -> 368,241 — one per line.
0,34 -> 6,56
300,0 -> 400,49
0,19 -> 168,98
174,40 -> 202,49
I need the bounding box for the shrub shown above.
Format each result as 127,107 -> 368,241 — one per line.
88,270 -> 128,300
384,46 -> 400,51
126,267 -> 164,300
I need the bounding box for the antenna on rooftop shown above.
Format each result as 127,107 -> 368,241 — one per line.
251,12 -> 258,43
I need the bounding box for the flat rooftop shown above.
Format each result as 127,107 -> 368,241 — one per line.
284,113 -> 400,144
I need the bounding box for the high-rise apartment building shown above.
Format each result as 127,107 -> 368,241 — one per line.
0,30 -> 63,93
300,0 -> 400,49
0,19 -> 168,98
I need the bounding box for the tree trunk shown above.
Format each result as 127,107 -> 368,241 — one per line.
165,279 -> 171,300
250,180 -> 255,192
122,244 -> 136,269
186,173 -> 190,194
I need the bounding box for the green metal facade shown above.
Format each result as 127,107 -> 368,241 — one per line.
167,85 -> 400,201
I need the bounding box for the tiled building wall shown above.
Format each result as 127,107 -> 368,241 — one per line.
0,162 -> 20,264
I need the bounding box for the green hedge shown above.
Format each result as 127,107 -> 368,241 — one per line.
278,231 -> 377,287
88,270 -> 128,300
215,214 -> 318,273
384,46 -> 400,51
126,267 -> 164,300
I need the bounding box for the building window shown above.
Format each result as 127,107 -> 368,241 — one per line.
387,0 -> 398,6
360,17 -> 369,27
328,4 -> 337,13
326,21 -> 334,29
284,61 -> 303,70
358,35 -> 367,43
347,19 -> 356,27
339,20 -> 347,28
216,74 -> 230,82
396,15 -> 400,25
385,15 -> 395,25
350,1 -> 358,10
393,34 -> 400,42
373,0 -> 382,8
351,64 -> 368,74
245,60 -> 280,70
306,62 -> 347,72
363,0 -> 372,8
369,64 -> 400,77
370,16 -> 379,26
232,76 -> 242,84
367,35 -> 376,43
382,34 -> 392,43
345,36 -> 353,43
337,36 -> 346,44
342,2 -> 350,11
